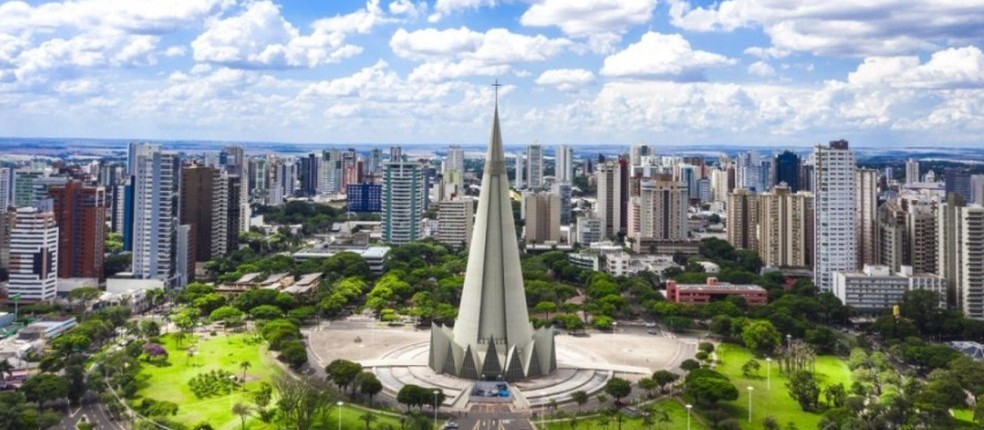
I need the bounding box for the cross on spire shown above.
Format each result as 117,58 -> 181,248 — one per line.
492,79 -> 502,105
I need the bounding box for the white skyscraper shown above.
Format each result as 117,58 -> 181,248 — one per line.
514,153 -> 525,189
526,144 -> 544,190
383,161 -> 426,244
0,167 -> 9,212
556,145 -> 573,183
905,158 -> 919,185
8,207 -> 58,301
959,205 -> 984,319
131,144 -> 180,286
813,140 -> 857,291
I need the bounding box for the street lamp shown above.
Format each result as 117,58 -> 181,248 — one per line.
766,357 -> 773,390
747,386 -> 754,423
336,401 -> 343,430
685,404 -> 692,430
433,389 -> 441,427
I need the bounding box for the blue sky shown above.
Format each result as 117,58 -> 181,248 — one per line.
0,0 -> 982,147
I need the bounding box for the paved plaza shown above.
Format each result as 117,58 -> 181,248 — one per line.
306,319 -> 696,411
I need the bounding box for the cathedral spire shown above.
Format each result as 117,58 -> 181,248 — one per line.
428,83 -> 556,380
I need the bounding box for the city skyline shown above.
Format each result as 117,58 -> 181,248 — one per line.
0,0 -> 981,147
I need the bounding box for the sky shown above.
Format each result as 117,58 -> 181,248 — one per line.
0,0 -> 982,147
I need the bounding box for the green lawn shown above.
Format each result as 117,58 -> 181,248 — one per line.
134,333 -> 281,429
711,343 -> 852,429
134,333 -> 402,430
952,408 -> 977,426
546,399 -> 709,430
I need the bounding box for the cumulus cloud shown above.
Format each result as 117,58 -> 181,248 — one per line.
520,0 -> 657,51
668,0 -> 984,56
535,69 -> 595,91
847,46 -> 984,89
191,0 -> 383,69
0,0 -> 230,89
391,27 -> 571,81
428,0 -> 496,22
747,61 -> 775,77
600,32 -> 736,80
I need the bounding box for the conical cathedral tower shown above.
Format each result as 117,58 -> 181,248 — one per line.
429,92 -> 556,380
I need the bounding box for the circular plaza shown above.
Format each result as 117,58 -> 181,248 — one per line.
306,318 -> 696,412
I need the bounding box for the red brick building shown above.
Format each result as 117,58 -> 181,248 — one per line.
665,277 -> 768,306
49,181 -> 106,280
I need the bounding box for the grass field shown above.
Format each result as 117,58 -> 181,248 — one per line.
134,332 -> 401,430
545,399 -> 709,430
952,408 -> 976,426
712,343 -> 853,429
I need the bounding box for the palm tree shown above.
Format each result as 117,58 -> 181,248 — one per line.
232,402 -> 250,430
240,361 -> 252,388
360,411 -> 377,430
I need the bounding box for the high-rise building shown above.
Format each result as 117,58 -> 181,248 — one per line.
552,182 -> 572,225
0,168 -> 9,212
937,193 -> 966,307
877,200 -> 907,272
525,144 -> 544,190
436,199 -> 473,248
556,145 -> 573,183
8,207 -> 58,302
736,151 -> 762,192
176,224 -> 193,287
0,210 -> 11,275
576,217 -> 604,245
959,205 -> 984,319
972,174 -> 984,205
758,185 -> 812,268
946,168 -> 973,202
48,181 -> 105,280
298,154 -> 319,196
181,165 -> 215,263
905,158 -> 920,185
514,153 -> 524,189
813,140 -> 857,291
131,144 -> 180,286
13,170 -> 46,208
856,169 -> 879,267
710,167 -> 731,204
775,151 -> 800,192
382,161 -> 426,244
633,179 -> 689,241
728,189 -> 759,250
596,161 -> 625,239
907,200 -> 938,275
389,145 -> 403,163
523,191 -> 561,244
211,173 -> 242,258
346,183 -> 382,213
221,146 -> 245,176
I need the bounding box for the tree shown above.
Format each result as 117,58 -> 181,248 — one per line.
325,359 -> 363,394
741,359 -> 761,378
239,361 -> 252,388
358,372 -> 383,403
21,373 -> 69,405
786,370 -> 820,411
65,364 -> 86,405
0,359 -> 11,380
209,306 -> 244,325
571,390 -> 588,412
232,402 -> 250,430
249,305 -> 283,320
680,359 -> 701,372
638,378 -> 658,399
605,377 -> 632,404
69,287 -> 103,312
253,382 -> 273,409
278,340 -> 308,369
651,370 -> 679,394
359,411 -> 377,430
824,383 -> 847,408
686,375 -> 738,405
273,375 -> 335,430
534,301 -> 557,319
741,320 -> 781,353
